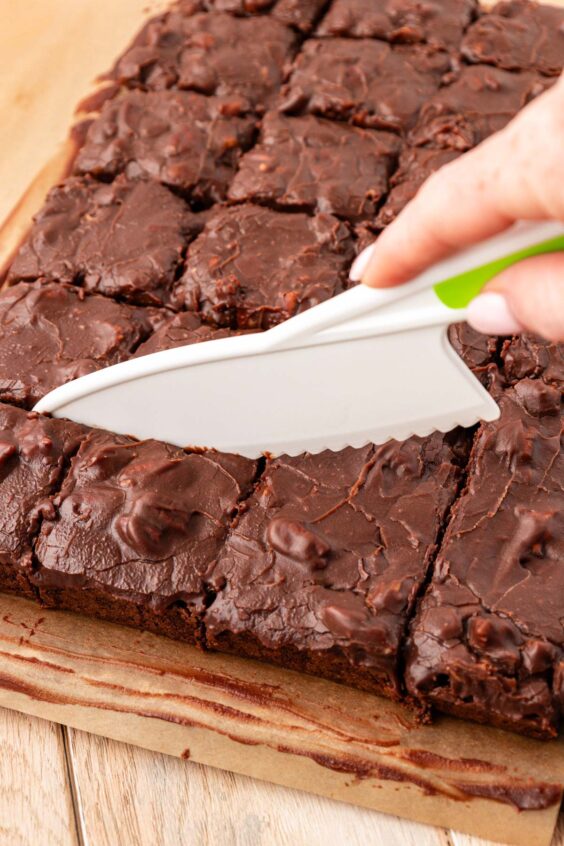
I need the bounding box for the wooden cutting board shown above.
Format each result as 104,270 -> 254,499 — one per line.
0,3 -> 563,845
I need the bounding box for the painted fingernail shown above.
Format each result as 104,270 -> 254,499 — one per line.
349,243 -> 376,282
467,292 -> 524,335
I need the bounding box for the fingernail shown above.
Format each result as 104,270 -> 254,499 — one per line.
467,292 -> 524,335
350,242 -> 376,282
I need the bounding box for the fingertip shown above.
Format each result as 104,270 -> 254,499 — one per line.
467,292 -> 524,336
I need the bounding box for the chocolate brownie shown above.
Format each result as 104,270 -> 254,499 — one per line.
462,0 -> 564,77
502,334 -> 564,387
228,112 -> 400,222
33,430 -> 258,643
0,405 -> 85,599
0,281 -> 159,409
175,204 -> 354,328
405,378 -> 564,739
7,176 -> 199,307
133,311 -> 246,357
375,147 -> 462,226
74,90 -> 256,204
318,0 -> 477,49
204,432 -> 468,697
448,323 -> 498,384
272,0 -> 329,31
112,11 -> 296,111
280,39 -> 451,133
409,65 -> 552,150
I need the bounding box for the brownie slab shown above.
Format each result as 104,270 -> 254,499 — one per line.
0,281 -> 159,409
318,0 -> 477,49
409,65 -> 551,150
228,112 -> 400,222
405,378 -> 564,739
7,176 -> 199,307
34,431 -> 258,644
280,39 -> 451,133
0,405 -> 85,598
113,11 -> 296,111
205,433 -> 467,697
502,334 -> 564,387
462,0 -> 564,77
75,90 -> 256,205
175,204 -> 354,328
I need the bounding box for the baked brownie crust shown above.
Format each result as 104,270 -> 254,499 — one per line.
175,204 -> 354,328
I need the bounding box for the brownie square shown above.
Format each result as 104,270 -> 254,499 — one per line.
75,90 -> 257,205
205,432 -> 467,697
34,430 -> 258,643
280,39 -> 451,133
228,112 -> 400,222
462,0 -> 564,77
112,11 -> 296,111
405,378 -> 564,739
408,65 -> 552,150
375,147 -> 462,226
0,281 -> 159,409
7,176 -> 199,307
0,405 -> 86,598
318,0 -> 477,49
133,311 -> 247,357
175,204 -> 354,328
502,334 -> 564,387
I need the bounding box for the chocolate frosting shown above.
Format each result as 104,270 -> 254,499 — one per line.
7,176 -> 200,306
133,311 -> 251,357
75,89 -> 256,204
175,203 -> 354,328
448,323 -> 498,384
280,38 -> 452,133
228,112 -> 400,222
462,0 -> 564,76
502,333 -> 564,387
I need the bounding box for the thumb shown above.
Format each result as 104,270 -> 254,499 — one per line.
467,253 -> 564,342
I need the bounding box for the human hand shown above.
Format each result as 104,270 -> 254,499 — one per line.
351,74 -> 564,342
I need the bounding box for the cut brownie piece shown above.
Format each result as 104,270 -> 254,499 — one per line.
448,323 -> 498,385
0,405 -> 85,598
228,112 -> 400,222
34,430 -> 258,644
376,147 -> 462,226
205,433 -> 468,697
112,11 -> 296,111
409,64 -> 551,150
75,90 -> 256,205
280,39 -> 451,134
0,281 -> 159,408
7,176 -> 199,307
175,204 -> 354,328
462,0 -> 564,77
133,311 -> 248,357
405,378 -> 564,739
502,334 -> 564,387
318,0 -> 477,49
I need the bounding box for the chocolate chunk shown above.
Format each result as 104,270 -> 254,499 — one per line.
228,112 -> 400,222
112,11 -> 296,111
175,204 -> 354,328
318,0 -> 477,49
409,65 -> 552,150
502,333 -> 564,386
7,177 -> 199,307
205,433 -> 465,697
406,380 -> 564,739
0,405 -> 86,598
280,39 -> 451,133
462,0 -> 564,76
75,90 -> 256,204
0,281 -> 158,408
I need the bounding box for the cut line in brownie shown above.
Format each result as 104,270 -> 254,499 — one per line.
408,64 -> 553,151
317,0 -> 478,49
0,281 -> 162,409
112,11 -> 296,112
405,377 -> 564,739
7,176 -> 200,307
33,430 -> 259,645
280,39 -> 452,133
204,432 -> 469,698
175,204 -> 354,328
75,90 -> 257,205
228,112 -> 400,222
0,405 -> 86,599
462,0 -> 564,77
